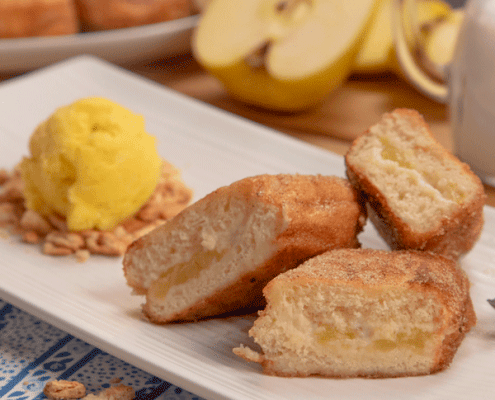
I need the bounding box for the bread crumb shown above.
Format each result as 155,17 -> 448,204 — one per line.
75,249 -> 91,263
233,344 -> 263,363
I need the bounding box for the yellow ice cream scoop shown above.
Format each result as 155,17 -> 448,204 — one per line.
20,97 -> 163,231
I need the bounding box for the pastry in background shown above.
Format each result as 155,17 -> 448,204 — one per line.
191,0 -> 210,13
123,174 -> 366,323
0,0 -> 78,38
74,0 -> 193,31
234,248 -> 475,378
345,109 -> 485,260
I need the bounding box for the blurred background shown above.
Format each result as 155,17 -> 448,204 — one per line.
1,1 -> 495,400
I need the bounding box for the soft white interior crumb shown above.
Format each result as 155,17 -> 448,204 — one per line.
250,282 -> 444,377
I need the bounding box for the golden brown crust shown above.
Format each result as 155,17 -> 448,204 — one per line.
125,174 -> 367,323
74,0 -> 192,31
345,108 -> 485,259
0,0 -> 78,38
239,249 -> 475,378
363,195 -> 485,258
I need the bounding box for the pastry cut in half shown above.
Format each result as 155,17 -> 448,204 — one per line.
123,174 -> 366,323
234,248 -> 476,378
345,108 -> 485,259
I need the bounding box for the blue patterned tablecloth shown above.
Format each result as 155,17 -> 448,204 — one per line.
0,299 -> 205,400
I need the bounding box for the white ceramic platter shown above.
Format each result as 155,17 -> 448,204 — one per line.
0,16 -> 198,73
0,56 -> 494,400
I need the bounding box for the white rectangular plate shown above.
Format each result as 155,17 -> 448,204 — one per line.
0,16 -> 198,73
0,56 -> 494,400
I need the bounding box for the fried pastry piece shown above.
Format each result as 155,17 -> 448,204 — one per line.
345,109 -> 485,259
234,248 -> 475,378
123,174 -> 366,323
0,0 -> 78,38
74,0 -> 192,31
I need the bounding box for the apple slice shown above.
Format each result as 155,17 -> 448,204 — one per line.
423,8 -> 463,66
193,0 -> 378,111
353,0 -> 453,75
354,0 -> 396,74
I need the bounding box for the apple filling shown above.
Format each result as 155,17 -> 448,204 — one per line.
147,249 -> 226,300
372,329 -> 432,352
379,137 -> 465,204
379,137 -> 415,169
315,324 -> 432,354
315,326 -> 356,342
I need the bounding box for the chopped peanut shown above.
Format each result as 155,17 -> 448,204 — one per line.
45,231 -> 85,251
20,209 -> 52,235
47,214 -> 68,232
43,242 -> 74,256
22,230 -> 41,244
0,203 -> 17,225
0,173 -> 23,202
85,232 -> 127,256
0,168 -> 9,185
43,380 -> 86,400
44,381 -> 135,400
75,249 -> 91,263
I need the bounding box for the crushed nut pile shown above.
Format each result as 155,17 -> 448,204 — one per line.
0,161 -> 193,262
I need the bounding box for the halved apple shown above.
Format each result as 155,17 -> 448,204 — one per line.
192,0 -> 378,111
